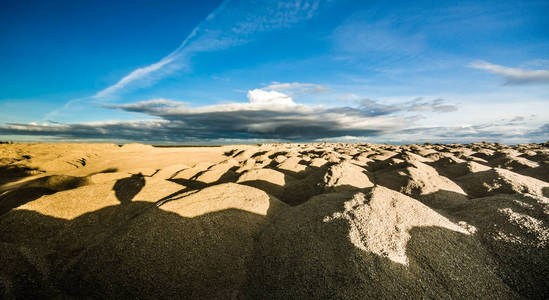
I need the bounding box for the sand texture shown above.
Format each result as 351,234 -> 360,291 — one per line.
1,142 -> 548,298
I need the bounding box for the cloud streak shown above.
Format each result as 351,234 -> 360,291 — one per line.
387,121 -> 548,144
265,82 -> 328,95
94,0 -> 322,99
469,61 -> 549,85
407,98 -> 458,113
359,97 -> 458,114
321,120 -> 548,145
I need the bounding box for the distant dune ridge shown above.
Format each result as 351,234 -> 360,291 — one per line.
1,142 -> 548,298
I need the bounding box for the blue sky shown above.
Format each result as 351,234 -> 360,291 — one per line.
1,0 -> 548,144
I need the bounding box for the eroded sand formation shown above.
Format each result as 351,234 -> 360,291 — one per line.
1,142 -> 548,298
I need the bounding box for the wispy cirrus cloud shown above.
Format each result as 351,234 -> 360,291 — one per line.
94,0 -> 323,100
319,120 -> 548,144
359,97 -> 458,115
265,82 -> 328,96
407,97 -> 458,113
102,99 -> 188,114
386,121 -> 548,144
336,93 -> 360,102
331,11 -> 426,67
469,60 -> 549,85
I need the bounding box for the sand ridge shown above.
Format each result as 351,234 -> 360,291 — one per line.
1,142 -> 548,298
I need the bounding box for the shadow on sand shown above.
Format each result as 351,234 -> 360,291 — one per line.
0,165 -> 42,186
420,189 -> 549,299
113,173 -> 146,205
0,192 -> 281,298
1,189 -> 525,299
0,175 -> 91,216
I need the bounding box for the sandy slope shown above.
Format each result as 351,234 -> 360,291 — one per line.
1,142 -> 548,298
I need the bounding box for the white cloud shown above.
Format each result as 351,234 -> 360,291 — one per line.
246,89 -> 296,106
469,61 -> 549,85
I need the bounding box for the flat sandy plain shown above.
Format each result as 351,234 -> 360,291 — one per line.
1,142 -> 548,299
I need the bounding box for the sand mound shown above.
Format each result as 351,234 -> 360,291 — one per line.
367,156 -> 407,172
237,168 -> 290,200
321,152 -> 341,163
353,152 -> 373,164
231,148 -> 257,161
160,182 -> 286,216
125,176 -> 183,203
322,161 -> 373,191
191,159 -> 239,184
194,168 -> 238,184
275,156 -> 308,177
0,242 -> 54,299
208,158 -> 239,172
250,186 -> 515,298
489,155 -> 539,171
0,175 -> 183,251
9,182 -> 120,220
170,162 -> 213,180
0,165 -> 43,186
471,148 -> 495,160
152,163 -> 191,179
456,168 -> 549,198
433,159 -> 491,178
518,164 -> 549,182
368,150 -> 398,161
235,158 -> 256,173
0,175 -> 92,216
273,154 -> 287,163
60,183 -> 286,299
309,157 -> 328,167
236,163 -> 330,206
375,160 -> 469,208
449,194 -> 549,297
398,151 -> 433,163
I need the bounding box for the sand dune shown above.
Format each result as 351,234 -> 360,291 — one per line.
1,142 -> 548,298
